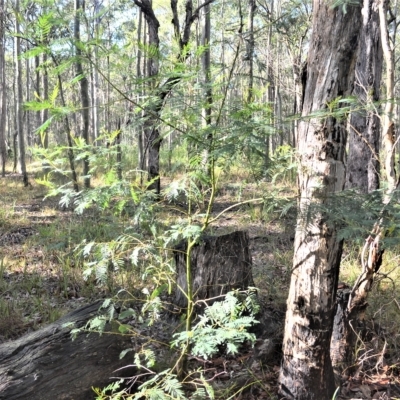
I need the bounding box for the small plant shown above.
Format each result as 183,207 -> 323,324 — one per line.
172,289 -> 259,360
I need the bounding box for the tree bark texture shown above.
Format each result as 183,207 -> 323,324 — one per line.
174,231 -> 254,310
278,2 -> 361,399
346,0 -> 382,193
0,301 -> 133,400
379,0 -> 397,193
332,0 -> 383,371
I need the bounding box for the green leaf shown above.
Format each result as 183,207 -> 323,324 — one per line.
119,348 -> 133,360
119,308 -> 136,319
118,324 -> 132,334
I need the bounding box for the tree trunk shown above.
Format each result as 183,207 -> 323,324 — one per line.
0,301 -> 133,400
0,0 -> 6,176
14,0 -> 28,186
133,0 -> 216,194
52,58 -> 79,193
42,53 -> 49,149
200,0 -> 213,175
174,231 -> 254,310
91,0 -> 100,142
379,0 -> 397,194
246,0 -> 256,103
136,8 -> 144,174
75,0 -> 90,188
332,0 -> 382,370
346,0 -> 382,193
34,55 -> 41,146
278,2 -> 361,399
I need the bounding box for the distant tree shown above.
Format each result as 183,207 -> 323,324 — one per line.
200,0 -> 212,174
74,0 -> 90,188
0,0 -> 6,175
14,0 -> 28,186
132,0 -> 215,194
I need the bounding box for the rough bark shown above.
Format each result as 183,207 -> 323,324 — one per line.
174,231 -> 254,310
346,0 -> 382,193
379,0 -> 397,193
0,301 -> 133,400
332,0 -> 383,370
278,2 -> 361,399
331,227 -> 383,370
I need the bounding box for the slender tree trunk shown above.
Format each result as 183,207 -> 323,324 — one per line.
246,0 -> 255,103
133,0 -> 215,194
264,0 -> 273,169
51,52 -> 79,193
0,0 -> 6,176
75,0 -> 90,188
142,5 -> 161,193
34,55 -> 41,145
42,53 -> 49,148
116,120 -> 122,181
278,2 -> 361,399
137,8 -> 144,175
379,0 -> 397,193
25,57 -> 31,148
14,0 -> 28,186
92,0 -> 100,142
200,0 -> 213,175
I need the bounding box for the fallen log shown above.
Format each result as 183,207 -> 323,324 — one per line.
0,301 -> 133,400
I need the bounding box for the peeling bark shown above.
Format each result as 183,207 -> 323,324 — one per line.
332,0 -> 383,370
346,0 -> 382,193
278,2 -> 361,399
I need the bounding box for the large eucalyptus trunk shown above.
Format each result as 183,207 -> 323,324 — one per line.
332,0 -> 382,369
278,2 -> 361,399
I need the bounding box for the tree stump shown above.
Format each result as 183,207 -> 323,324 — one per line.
174,231 -> 254,309
0,301 -> 133,400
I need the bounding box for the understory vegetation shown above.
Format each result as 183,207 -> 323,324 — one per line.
1,145 -> 400,398
2,1 -> 400,398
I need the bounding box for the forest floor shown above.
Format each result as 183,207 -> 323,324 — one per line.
1,171 -> 400,399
